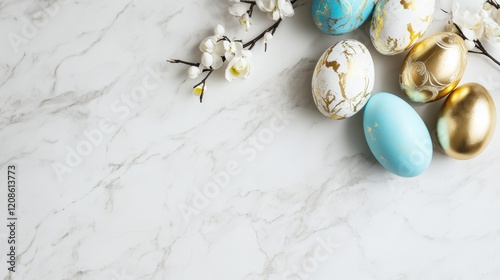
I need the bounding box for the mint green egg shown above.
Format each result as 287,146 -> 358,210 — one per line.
363,93 -> 432,177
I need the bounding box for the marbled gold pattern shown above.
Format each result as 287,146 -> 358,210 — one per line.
370,0 -> 434,55
312,40 -> 374,119
400,0 -> 416,10
400,32 -> 468,103
312,0 -> 375,35
437,83 -> 496,160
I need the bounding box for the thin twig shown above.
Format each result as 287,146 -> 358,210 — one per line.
167,59 -> 200,67
453,23 -> 500,67
194,70 -> 213,103
474,39 -> 500,66
242,0 -> 298,50
486,0 -> 500,9
169,0 -> 301,102
440,8 -> 450,15
243,18 -> 282,50
241,1 -> 257,17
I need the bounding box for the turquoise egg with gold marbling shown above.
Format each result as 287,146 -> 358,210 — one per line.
312,0 -> 376,35
363,93 -> 432,177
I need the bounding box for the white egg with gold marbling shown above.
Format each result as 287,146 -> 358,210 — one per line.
370,0 -> 435,55
312,40 -> 374,119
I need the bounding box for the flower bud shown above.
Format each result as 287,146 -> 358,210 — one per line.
201,52 -> 213,67
465,39 -> 475,50
193,83 -> 206,96
187,66 -> 200,79
214,24 -> 225,38
264,32 -> 273,44
199,37 -> 216,53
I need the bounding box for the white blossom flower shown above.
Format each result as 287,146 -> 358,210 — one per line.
215,41 -> 249,60
229,3 -> 253,30
451,4 -> 484,40
490,6 -> 500,22
482,3 -> 500,42
277,0 -> 295,19
214,24 -> 225,39
229,2 -> 249,16
239,13 -> 253,31
193,83 -> 206,95
225,56 -> 251,81
484,21 -> 500,42
228,41 -> 244,57
449,1 -> 500,51
187,66 -> 201,79
256,0 -> 294,21
484,2 -> 500,21
215,40 -> 230,57
256,0 -> 275,14
199,36 -> 217,53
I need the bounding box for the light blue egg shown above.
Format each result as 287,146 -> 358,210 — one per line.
312,0 -> 375,35
363,93 -> 433,177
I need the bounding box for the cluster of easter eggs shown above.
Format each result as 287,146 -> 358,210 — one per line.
311,0 -> 496,177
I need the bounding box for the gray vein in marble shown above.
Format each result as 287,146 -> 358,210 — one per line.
51,1 -> 134,94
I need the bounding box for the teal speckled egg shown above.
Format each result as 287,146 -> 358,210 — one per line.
312,0 -> 376,35
363,93 -> 432,177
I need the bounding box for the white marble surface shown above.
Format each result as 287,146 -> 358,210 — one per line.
1,0 -> 500,279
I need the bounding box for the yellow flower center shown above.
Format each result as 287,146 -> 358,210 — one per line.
193,86 -> 203,95
230,66 -> 240,76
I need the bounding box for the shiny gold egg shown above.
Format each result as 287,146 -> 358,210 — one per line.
400,32 -> 468,103
436,83 -> 496,160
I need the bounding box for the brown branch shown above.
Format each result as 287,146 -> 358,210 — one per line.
486,0 -> 500,9
453,23 -> 500,67
169,0 -> 301,102
243,18 -> 282,50
242,0 -> 298,50
194,70 -> 213,103
473,39 -> 500,67
240,1 -> 257,17
167,59 -> 200,67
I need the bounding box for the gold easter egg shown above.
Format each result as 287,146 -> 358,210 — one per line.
400,32 -> 468,103
436,83 -> 496,160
